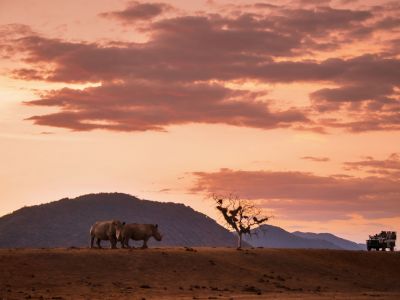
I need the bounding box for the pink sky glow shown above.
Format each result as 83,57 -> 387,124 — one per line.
1,0 -> 399,242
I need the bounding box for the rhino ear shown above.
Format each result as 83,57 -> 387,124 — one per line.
155,224 -> 158,228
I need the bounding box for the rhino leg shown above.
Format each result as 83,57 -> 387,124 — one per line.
90,235 -> 95,248
141,238 -> 148,249
124,237 -> 132,248
96,238 -> 102,248
110,237 -> 117,249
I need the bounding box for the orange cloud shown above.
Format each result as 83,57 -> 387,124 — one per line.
344,153 -> 400,176
191,168 -> 400,220
1,1 -> 399,133
25,81 -> 308,131
301,156 -> 330,162
100,1 -> 174,23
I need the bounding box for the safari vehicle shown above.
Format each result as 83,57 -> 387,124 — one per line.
367,231 -> 396,251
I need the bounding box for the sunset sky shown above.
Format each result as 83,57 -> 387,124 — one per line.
1,0 -> 399,242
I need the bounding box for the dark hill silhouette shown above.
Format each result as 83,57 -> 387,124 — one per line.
243,225 -> 345,249
0,193 -> 365,249
292,231 -> 365,250
0,193 -> 239,248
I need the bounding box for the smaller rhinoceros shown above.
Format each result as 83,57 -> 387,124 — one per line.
90,220 -> 125,249
117,223 -> 162,249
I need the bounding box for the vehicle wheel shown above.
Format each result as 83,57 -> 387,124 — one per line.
381,247 -> 386,251
390,246 -> 394,252
367,247 -> 371,251
376,247 -> 380,251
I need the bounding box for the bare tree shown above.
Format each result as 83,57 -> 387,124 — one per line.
211,193 -> 270,249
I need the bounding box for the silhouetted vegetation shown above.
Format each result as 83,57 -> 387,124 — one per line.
212,193 -> 270,249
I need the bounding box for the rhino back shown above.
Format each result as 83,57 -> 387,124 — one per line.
124,224 -> 152,240
91,221 -> 114,240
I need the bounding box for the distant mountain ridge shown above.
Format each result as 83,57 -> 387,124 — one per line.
292,231 -> 365,250
244,225 -> 365,250
0,193 -> 365,250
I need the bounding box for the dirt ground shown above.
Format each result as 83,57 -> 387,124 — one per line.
0,247 -> 399,299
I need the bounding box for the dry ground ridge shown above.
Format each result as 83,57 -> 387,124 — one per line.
0,248 -> 399,299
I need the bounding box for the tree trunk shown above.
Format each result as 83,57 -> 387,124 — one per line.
237,233 -> 242,249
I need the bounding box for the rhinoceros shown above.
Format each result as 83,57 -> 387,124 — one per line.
117,223 -> 162,249
90,220 -> 125,249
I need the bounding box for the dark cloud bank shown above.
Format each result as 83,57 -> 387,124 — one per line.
191,167 -> 400,220
1,1 -> 400,132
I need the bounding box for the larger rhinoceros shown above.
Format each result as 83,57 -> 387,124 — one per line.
117,223 -> 162,249
90,220 -> 125,249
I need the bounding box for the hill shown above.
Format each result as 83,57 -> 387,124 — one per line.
244,225 -> 359,250
293,231 -> 365,250
0,193 -> 239,248
0,193 -> 365,249
1,248 -> 399,299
